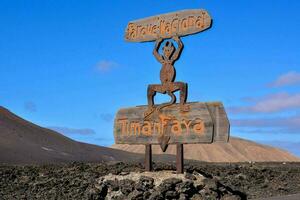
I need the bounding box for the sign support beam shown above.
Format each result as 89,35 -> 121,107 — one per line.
176,144 -> 184,174
145,144 -> 152,171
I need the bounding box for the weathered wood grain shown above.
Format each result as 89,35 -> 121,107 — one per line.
206,102 -> 230,142
125,9 -> 212,42
113,102 -> 230,145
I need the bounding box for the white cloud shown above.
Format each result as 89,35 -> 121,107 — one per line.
100,113 -> 113,122
259,140 -> 300,157
269,71 -> 300,87
24,101 -> 37,112
229,92 -> 300,113
48,126 -> 96,135
96,60 -> 118,72
231,114 -> 300,133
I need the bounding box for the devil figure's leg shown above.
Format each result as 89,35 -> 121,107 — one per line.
145,84 -> 165,117
172,82 -> 189,112
179,82 -> 187,104
147,85 -> 156,109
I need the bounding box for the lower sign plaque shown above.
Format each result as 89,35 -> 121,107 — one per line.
114,102 -> 229,145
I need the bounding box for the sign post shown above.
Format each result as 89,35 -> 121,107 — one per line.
145,144 -> 152,171
177,144 -> 184,174
115,8 -> 230,173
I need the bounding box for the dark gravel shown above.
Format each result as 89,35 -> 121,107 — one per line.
184,161 -> 300,199
0,161 -> 299,200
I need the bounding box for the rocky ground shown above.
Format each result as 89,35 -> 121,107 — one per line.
0,161 -> 299,200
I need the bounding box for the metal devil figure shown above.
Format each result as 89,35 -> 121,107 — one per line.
114,9 -> 230,173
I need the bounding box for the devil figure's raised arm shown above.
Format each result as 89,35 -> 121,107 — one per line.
153,38 -> 164,63
171,36 -> 183,61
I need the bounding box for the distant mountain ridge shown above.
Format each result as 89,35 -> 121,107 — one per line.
112,137 -> 300,162
0,106 -> 140,164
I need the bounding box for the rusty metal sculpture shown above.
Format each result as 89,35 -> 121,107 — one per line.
143,36 -> 190,152
144,36 -> 189,119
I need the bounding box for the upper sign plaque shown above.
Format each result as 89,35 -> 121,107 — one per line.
125,9 -> 212,42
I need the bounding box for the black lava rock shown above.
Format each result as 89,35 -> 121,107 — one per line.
119,179 -> 135,195
128,190 -> 144,200
185,173 -> 197,180
165,190 -> 179,199
163,178 -> 183,185
136,176 -> 154,191
158,178 -> 182,194
85,184 -> 107,200
148,191 -> 164,200
105,179 -> 119,191
177,180 -> 196,196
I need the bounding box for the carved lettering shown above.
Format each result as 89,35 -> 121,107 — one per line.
171,18 -> 179,33
153,121 -> 161,135
125,9 -> 212,42
171,120 -> 182,135
118,116 -> 205,137
193,119 -> 205,134
130,122 -> 141,135
118,119 -> 128,135
182,119 -> 192,134
181,18 -> 188,32
142,121 -> 152,136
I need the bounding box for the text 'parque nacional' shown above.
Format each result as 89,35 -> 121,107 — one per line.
125,9 -> 212,42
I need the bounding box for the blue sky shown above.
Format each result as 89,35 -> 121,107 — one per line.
0,0 -> 300,157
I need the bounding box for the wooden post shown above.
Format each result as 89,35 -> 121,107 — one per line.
145,144 -> 152,171
176,144 -> 184,174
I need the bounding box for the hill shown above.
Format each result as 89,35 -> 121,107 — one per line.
0,106 -> 140,164
112,137 -> 300,162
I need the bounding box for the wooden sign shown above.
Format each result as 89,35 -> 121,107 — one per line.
114,102 -> 229,145
125,9 -> 212,42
